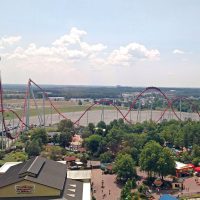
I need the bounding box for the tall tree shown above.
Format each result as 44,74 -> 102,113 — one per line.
114,153 -> 136,183
85,134 -> 102,155
59,132 -> 72,147
31,128 -> 48,145
58,119 -> 74,132
26,140 -> 41,158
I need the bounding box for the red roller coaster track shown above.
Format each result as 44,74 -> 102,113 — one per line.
0,79 -> 199,139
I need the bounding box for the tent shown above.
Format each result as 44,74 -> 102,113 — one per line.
160,194 -> 177,200
194,167 -> 200,173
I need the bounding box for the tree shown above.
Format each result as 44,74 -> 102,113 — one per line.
113,153 -> 136,183
52,134 -> 59,144
4,151 -> 28,162
58,119 -> 74,132
49,146 -> 64,161
0,140 -> 6,149
0,150 -> 5,160
97,121 -> 106,130
88,123 -> 95,134
31,128 -> 48,145
100,151 -> 113,163
140,141 -> 175,179
139,141 -> 162,177
157,147 -> 175,179
26,140 -> 41,158
85,134 -> 102,155
78,100 -> 82,105
59,132 -> 72,147
106,127 -> 124,153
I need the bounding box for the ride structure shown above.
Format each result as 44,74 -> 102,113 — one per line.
0,77 -> 199,142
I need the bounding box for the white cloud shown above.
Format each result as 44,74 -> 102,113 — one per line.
0,36 -> 21,49
52,27 -> 87,46
173,49 -> 185,54
1,28 -> 162,84
108,43 -> 160,66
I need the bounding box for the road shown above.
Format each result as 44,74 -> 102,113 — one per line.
27,109 -> 199,126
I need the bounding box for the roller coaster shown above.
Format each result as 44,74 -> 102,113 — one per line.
0,78 -> 200,141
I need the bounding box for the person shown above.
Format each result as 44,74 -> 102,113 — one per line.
109,190 -> 111,195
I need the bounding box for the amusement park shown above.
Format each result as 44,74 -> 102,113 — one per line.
0,77 -> 200,200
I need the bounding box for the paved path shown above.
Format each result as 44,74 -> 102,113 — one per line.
91,169 -> 121,200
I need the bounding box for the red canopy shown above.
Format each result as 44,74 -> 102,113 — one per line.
194,167 -> 200,172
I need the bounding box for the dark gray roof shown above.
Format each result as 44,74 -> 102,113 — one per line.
19,156 -> 45,177
63,179 -> 83,200
0,156 -> 66,190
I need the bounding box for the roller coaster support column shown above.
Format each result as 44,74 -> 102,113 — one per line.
179,99 -> 182,120
101,103 -> 104,122
50,105 -> 52,125
1,117 -> 4,150
150,102 -> 153,121
26,82 -> 30,131
43,92 -> 45,127
137,101 -> 141,123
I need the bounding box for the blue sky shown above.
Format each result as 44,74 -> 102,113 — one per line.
0,0 -> 200,87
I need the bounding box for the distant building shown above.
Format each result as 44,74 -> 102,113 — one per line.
49,97 -> 65,101
0,156 -> 91,200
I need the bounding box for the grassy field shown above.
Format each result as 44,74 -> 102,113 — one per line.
3,99 -> 117,120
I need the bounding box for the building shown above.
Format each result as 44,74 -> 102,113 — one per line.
48,97 -> 65,101
0,162 -> 22,175
0,156 -> 91,200
175,161 -> 194,177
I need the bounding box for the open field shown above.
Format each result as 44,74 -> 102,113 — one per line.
1,99 -> 200,128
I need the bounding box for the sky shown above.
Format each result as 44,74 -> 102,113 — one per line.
0,0 -> 200,87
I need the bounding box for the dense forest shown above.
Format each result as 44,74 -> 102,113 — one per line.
3,84 -> 200,99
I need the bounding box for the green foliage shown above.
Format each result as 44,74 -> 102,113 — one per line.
192,157 -> 200,166
49,146 -> 64,161
179,151 -> 192,163
139,141 -> 175,178
31,128 -> 48,145
20,133 -> 30,143
26,140 -> 41,158
121,179 -> 136,200
52,134 -> 59,144
59,132 -> 72,147
0,140 -> 6,149
78,100 -> 82,105
88,123 -> 95,134
85,134 -> 102,155
97,121 -> 107,130
114,153 -> 136,183
0,150 -> 5,160
106,127 -> 124,153
100,151 -> 113,163
4,151 -> 28,162
58,119 -> 74,132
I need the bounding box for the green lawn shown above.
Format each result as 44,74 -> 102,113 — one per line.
4,105 -> 118,120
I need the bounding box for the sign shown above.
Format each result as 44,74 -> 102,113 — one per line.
15,185 -> 35,194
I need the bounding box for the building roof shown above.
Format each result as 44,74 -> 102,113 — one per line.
0,162 -> 22,174
175,161 -> 187,170
82,182 -> 91,200
0,156 -> 66,190
67,170 -> 91,180
160,194 -> 177,200
65,156 -> 77,162
87,160 -> 101,168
